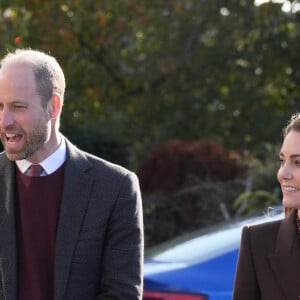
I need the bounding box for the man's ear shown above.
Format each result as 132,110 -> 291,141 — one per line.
48,93 -> 62,119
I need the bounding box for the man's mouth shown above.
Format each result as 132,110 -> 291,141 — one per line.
5,133 -> 22,144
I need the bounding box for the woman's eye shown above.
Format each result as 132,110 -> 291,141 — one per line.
279,159 -> 284,165
295,160 -> 300,166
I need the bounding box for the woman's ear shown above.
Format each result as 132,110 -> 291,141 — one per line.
48,93 -> 62,119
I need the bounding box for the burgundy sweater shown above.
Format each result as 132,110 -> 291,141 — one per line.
15,165 -> 65,300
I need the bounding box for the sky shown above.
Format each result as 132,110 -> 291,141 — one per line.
254,0 -> 300,13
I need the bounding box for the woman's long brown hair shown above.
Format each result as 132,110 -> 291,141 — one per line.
285,207 -> 292,216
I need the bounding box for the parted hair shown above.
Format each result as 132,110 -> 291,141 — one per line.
283,112 -> 300,137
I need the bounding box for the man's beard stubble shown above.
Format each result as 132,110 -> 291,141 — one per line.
2,118 -> 50,161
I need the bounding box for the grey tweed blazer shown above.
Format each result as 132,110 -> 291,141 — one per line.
0,137 -> 144,300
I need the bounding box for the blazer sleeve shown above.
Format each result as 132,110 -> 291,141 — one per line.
232,226 -> 261,300
97,171 -> 144,300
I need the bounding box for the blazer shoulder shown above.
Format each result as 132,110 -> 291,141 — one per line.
246,209 -> 295,237
65,137 -> 136,179
84,150 -> 133,177
248,217 -> 282,232
242,217 -> 283,252
245,218 -> 282,237
0,151 -> 7,161
0,151 -> 11,168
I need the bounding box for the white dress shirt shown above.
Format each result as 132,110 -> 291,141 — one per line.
16,138 -> 66,176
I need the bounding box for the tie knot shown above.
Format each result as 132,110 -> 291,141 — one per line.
28,164 -> 44,177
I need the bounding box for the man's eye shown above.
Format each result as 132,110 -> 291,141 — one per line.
13,104 -> 26,110
295,161 -> 300,166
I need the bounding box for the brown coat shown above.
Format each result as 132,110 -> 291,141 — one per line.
232,209 -> 300,300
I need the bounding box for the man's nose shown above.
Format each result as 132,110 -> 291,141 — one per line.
0,108 -> 14,128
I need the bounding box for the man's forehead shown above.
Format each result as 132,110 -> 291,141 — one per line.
0,63 -> 35,81
0,64 -> 37,96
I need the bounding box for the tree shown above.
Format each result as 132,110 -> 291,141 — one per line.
1,1 -> 299,168
2,0 -> 295,244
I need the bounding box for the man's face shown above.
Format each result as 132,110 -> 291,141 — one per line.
0,63 -> 51,162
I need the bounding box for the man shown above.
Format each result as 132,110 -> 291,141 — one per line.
0,49 -> 144,300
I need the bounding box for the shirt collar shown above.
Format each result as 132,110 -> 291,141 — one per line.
16,138 -> 66,175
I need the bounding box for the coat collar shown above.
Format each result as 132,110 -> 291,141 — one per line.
268,209 -> 300,300
275,209 -> 298,253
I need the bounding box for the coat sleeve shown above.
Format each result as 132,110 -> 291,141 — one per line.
96,171 -> 144,300
232,226 -> 261,300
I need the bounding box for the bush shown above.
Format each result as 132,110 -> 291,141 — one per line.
137,139 -> 246,247
138,139 -> 243,194
143,179 -> 245,247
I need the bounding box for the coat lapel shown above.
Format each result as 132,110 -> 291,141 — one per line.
268,209 -> 300,300
0,158 -> 17,300
54,140 -> 94,300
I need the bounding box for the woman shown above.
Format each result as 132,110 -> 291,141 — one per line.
232,112 -> 300,300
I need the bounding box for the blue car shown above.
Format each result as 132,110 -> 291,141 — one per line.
143,208 -> 283,300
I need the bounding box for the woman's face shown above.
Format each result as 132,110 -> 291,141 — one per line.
277,130 -> 300,209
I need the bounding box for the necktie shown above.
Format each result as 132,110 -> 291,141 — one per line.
28,164 -> 44,177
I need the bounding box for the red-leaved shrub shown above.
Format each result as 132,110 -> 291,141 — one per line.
138,139 -> 242,194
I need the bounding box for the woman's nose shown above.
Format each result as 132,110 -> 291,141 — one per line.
279,164 -> 293,180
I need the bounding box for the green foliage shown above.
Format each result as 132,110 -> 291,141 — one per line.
0,1 -> 295,244
138,139 -> 246,245
143,179 -> 245,247
1,0 -> 300,168
233,190 -> 280,214
231,142 -> 282,216
61,122 -> 129,167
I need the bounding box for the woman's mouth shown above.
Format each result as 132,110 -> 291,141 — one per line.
282,185 -> 300,193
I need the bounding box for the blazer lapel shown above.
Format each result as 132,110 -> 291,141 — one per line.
0,158 -> 17,300
54,140 -> 94,300
268,209 -> 300,300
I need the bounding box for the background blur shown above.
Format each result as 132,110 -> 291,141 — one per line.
1,0 -> 299,247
